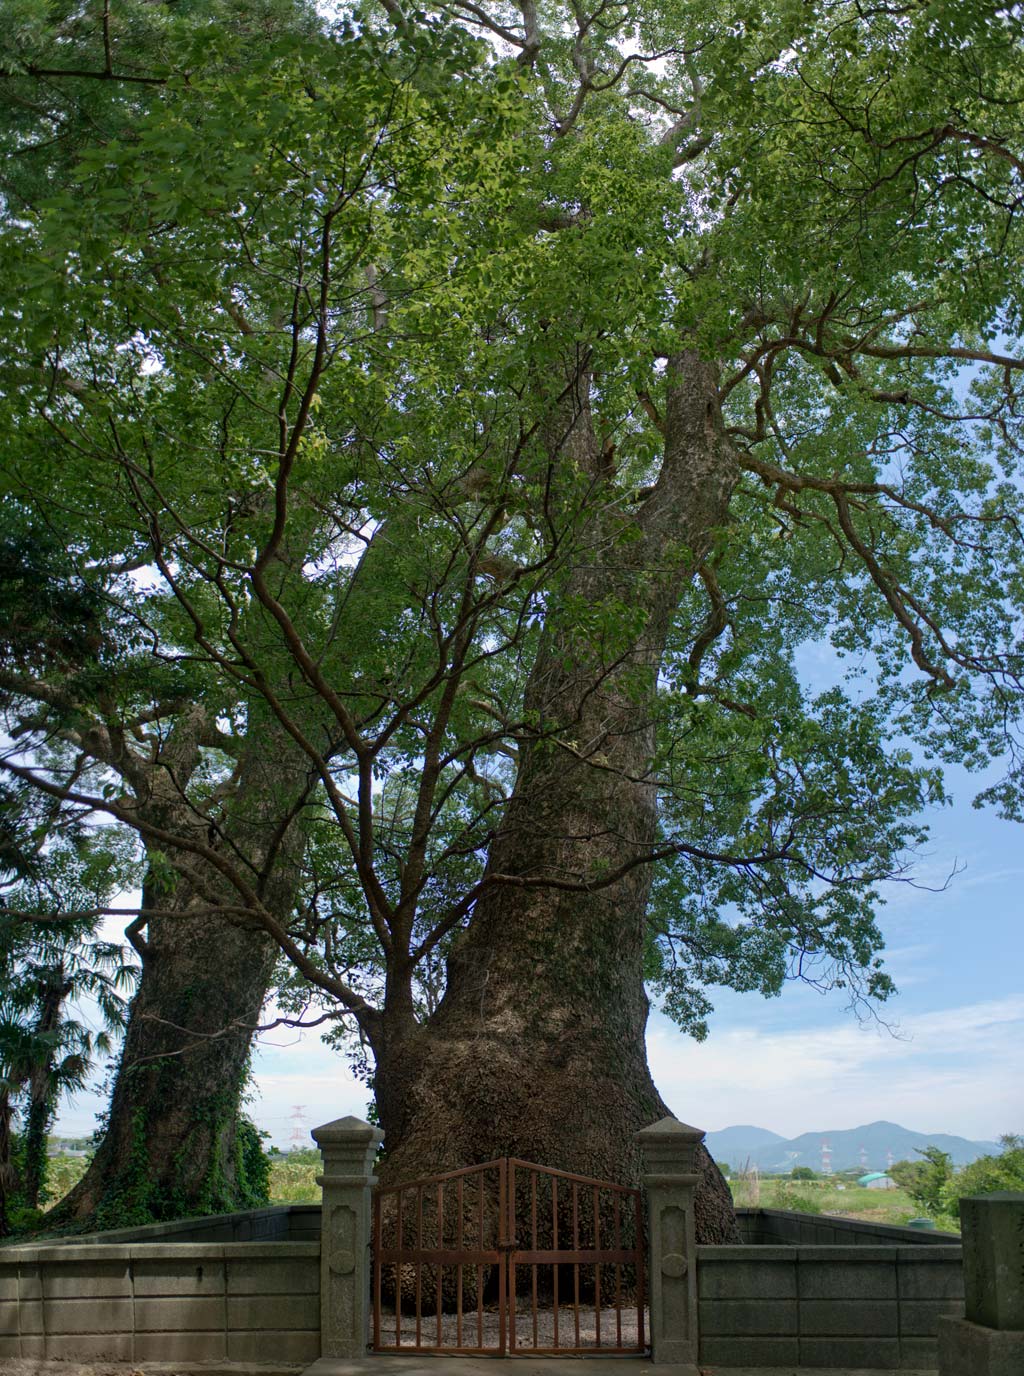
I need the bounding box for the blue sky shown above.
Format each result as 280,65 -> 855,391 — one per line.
54,753 -> 1023,1150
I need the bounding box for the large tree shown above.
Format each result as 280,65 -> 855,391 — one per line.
1,0 -> 1022,1239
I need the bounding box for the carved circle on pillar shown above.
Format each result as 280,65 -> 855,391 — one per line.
637,1115 -> 706,1371
310,1114 -> 383,1360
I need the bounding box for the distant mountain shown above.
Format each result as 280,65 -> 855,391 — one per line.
704,1125 -> 786,1165
706,1120 -> 1002,1174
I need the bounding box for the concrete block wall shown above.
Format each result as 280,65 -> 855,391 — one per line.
0,1240 -> 319,1363
697,1242 -> 964,1369
736,1207 -> 960,1246
44,1202 -> 323,1247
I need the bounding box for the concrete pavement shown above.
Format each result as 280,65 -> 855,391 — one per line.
300,1361 -> 938,1376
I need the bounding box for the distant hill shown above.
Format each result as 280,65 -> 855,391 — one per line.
706,1120 -> 1001,1174
704,1124 -> 786,1164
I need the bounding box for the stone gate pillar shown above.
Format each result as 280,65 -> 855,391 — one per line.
637,1116 -> 704,1371
938,1191 -> 1024,1376
311,1115 -> 383,1359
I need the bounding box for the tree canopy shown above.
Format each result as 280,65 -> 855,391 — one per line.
0,0 -> 1021,1224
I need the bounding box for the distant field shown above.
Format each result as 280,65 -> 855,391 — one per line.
728,1173 -> 954,1231
39,1153 -> 324,1210
39,1155 -> 952,1231
267,1156 -> 321,1203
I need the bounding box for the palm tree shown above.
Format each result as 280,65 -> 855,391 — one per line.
0,927 -> 136,1230
0,824 -> 139,1231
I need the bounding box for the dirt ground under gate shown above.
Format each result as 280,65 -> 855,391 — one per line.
377,1302 -> 649,1351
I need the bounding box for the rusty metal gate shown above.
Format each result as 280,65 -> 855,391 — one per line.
372,1157 -> 645,1356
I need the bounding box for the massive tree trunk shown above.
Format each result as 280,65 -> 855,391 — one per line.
375,353 -> 741,1244
55,714 -> 312,1230
56,904 -> 278,1228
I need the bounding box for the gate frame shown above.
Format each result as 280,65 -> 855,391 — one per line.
310,1112 -> 706,1366
370,1155 -> 646,1357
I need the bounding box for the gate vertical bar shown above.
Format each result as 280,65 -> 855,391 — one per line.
508,1160 -> 517,1352
498,1158 -> 508,1355
456,1176 -> 463,1349
614,1192 -> 622,1348
572,1179 -> 580,1347
395,1189 -> 402,1347
552,1175 -> 559,1349
435,1182 -> 443,1347
531,1170 -> 538,1349
415,1186 -> 423,1348
594,1184 -> 602,1347
477,1172 -> 484,1349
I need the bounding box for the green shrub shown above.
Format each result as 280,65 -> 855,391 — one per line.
889,1135 -> 1022,1231
889,1148 -> 953,1215
948,1135 -> 1024,1201
235,1118 -> 271,1209
770,1180 -> 823,1214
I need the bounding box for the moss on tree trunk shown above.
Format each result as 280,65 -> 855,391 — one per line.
55,722 -> 310,1231
54,905 -> 277,1229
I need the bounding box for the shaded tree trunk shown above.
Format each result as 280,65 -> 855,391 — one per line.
22,1093 -> 55,1212
375,352 -> 741,1243
56,904 -> 279,1228
55,715 -> 312,1230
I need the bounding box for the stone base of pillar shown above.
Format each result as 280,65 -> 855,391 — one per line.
937,1315 -> 1024,1376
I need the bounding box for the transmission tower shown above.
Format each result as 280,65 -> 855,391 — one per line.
289,1105 -> 308,1148
821,1139 -> 833,1175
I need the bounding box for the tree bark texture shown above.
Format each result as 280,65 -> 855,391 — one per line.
56,713 -> 312,1229
375,353 -> 741,1245
57,907 -> 277,1227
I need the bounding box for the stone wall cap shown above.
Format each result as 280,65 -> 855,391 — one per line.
636,1115 -> 705,1141
896,1245 -> 964,1260
311,1115 -> 384,1145
696,1245 -> 797,1260
794,1244 -> 921,1261
128,1241 -> 320,1260
960,1190 -> 1024,1202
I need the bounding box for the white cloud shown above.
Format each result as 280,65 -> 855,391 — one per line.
55,1019 -> 368,1148
646,997 -> 1024,1142
56,996 -> 1024,1151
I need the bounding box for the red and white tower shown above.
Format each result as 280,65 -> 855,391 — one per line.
821,1139 -> 833,1175
289,1105 -> 308,1148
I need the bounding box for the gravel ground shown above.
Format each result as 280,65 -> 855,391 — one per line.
376,1303 -> 649,1352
